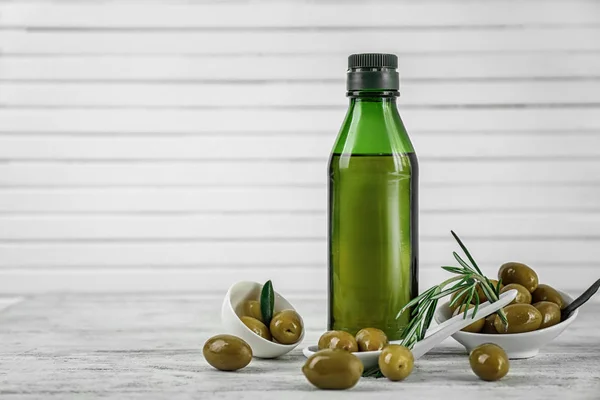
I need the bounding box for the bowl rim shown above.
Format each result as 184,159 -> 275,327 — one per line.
434,288 -> 578,337
224,280 -> 305,349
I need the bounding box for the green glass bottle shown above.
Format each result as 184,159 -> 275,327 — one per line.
328,54 -> 418,340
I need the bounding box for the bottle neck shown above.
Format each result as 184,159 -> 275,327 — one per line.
347,95 -> 400,120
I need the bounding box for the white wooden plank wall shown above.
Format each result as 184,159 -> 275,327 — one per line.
0,0 -> 599,295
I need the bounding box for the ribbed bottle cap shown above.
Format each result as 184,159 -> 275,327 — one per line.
348,53 -> 398,69
346,53 -> 399,94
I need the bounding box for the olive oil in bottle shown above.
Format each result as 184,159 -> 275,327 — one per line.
328,54 -> 418,340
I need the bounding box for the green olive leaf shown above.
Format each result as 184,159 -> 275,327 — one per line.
260,280 -> 275,325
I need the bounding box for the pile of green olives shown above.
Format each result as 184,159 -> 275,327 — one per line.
239,300 -> 303,345
302,328 -> 414,389
451,262 -> 565,334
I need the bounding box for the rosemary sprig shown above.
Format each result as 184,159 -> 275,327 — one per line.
398,231 -> 508,349
363,231 -> 508,378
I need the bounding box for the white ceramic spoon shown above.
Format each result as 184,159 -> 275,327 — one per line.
302,289 -> 517,369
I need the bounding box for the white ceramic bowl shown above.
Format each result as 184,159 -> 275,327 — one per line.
221,281 -> 305,359
434,289 -> 578,359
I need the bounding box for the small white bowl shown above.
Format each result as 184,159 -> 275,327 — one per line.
434,289 -> 578,359
221,281 -> 305,359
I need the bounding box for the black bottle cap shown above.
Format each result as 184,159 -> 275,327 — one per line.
346,53 -> 399,95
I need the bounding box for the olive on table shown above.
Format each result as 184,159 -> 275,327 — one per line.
498,262 -> 539,293
476,279 -> 503,303
469,343 -> 509,381
482,314 -> 498,334
243,300 -> 263,322
355,328 -> 388,352
500,283 -> 532,305
203,334 -> 252,371
269,309 -> 303,344
453,304 -> 485,333
533,301 -> 562,329
318,330 -> 358,352
241,316 -> 272,341
494,303 -> 542,334
302,349 -> 363,390
378,345 -> 414,381
532,284 -> 565,309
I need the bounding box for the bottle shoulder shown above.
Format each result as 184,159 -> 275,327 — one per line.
331,102 -> 416,155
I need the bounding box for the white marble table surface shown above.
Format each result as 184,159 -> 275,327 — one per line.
0,293 -> 598,399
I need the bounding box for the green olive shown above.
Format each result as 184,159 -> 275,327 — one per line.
203,334 -> 252,371
469,343 -> 509,381
476,280 -> 503,303
482,315 -> 498,334
500,283 -> 532,305
241,316 -> 272,341
378,345 -> 414,381
269,309 -> 303,344
532,284 -> 565,309
355,328 -> 388,352
533,301 -> 562,329
453,304 -> 485,333
494,304 -> 542,334
243,300 -> 263,322
498,262 -> 539,293
318,330 -> 358,352
302,349 -> 363,390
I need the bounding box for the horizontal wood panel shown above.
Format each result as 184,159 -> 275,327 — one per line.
0,160 -> 597,186
3,81 -> 600,106
0,239 -> 596,266
0,212 -> 597,239
0,134 -> 598,160
2,54 -> 600,80
0,265 -> 592,294
0,109 -> 598,132
2,3 -> 598,27
0,186 -> 595,212
2,28 -> 600,54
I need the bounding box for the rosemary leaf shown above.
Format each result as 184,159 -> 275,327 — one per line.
462,285 -> 476,319
397,287 -> 436,319
451,230 -> 484,276
453,252 -> 475,272
421,299 -> 438,339
450,276 -> 471,288
483,276 -> 499,296
496,279 -> 503,296
472,290 -> 480,317
449,286 -> 472,308
431,284 -> 469,300
401,320 -> 421,349
441,266 -> 466,274
412,300 -> 432,326
476,277 -> 497,303
398,295 -> 424,317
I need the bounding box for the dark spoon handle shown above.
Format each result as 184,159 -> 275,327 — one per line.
562,278 -> 600,320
